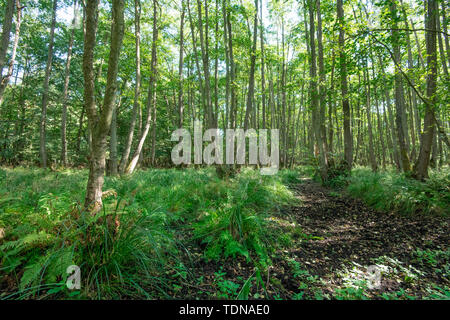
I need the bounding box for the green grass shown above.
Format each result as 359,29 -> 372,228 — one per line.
2,165 -> 447,300
0,166 -> 298,299
346,167 -> 449,216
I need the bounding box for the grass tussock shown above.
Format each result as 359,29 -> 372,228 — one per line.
346,167 -> 449,216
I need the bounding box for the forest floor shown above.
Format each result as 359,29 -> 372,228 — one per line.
185,178 -> 449,300
0,167 -> 448,300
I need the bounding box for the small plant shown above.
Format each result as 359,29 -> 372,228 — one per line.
424,285 -> 450,300
380,288 -> 415,300
213,267 -> 240,299
334,286 -> 368,300
413,249 -> 449,267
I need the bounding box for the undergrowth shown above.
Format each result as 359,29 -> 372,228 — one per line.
0,167 -> 298,299
347,167 -> 449,216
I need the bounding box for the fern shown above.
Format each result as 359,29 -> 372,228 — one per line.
20,254 -> 49,290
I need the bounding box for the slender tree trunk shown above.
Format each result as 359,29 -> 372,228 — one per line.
225,0 -> 236,129
61,0 -> 77,166
126,0 -> 158,174
213,0 -> 219,127
436,5 -> 449,78
196,0 -> 213,128
441,1 -> 450,66
309,0 -> 327,181
119,0 -> 141,173
414,0 -> 438,180
109,107 -> 118,175
178,0 -> 185,127
337,0 -> 352,170
316,0 -> 328,166
259,0 -> 266,129
363,66 -> 377,171
244,0 -> 258,130
328,51 -> 336,155
39,0 -> 57,169
187,0 -> 205,119
222,0 -> 230,128
0,0 -> 21,106
390,1 -> 411,173
84,0 -> 125,212
0,0 -> 15,74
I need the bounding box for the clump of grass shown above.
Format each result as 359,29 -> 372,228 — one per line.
347,167 -> 449,216
192,168 -> 296,267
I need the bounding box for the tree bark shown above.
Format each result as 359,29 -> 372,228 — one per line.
309,0 -> 327,181
84,0 -> 125,212
39,0 -> 57,169
337,0 -> 352,170
119,0 -> 141,173
363,66 -> 377,171
178,0 -> 185,128
0,0 -> 15,74
316,0 -> 329,165
61,0 -> 77,166
413,0 -> 438,180
244,0 -> 258,130
126,0 -> 158,174
0,0 -> 21,106
390,0 -> 411,173
259,0 -> 266,129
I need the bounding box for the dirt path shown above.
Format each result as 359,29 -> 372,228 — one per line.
179,178 -> 448,300
275,178 -> 449,299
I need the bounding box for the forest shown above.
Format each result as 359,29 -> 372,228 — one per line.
0,0 -> 449,301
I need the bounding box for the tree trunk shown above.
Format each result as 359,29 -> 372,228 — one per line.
363,66 -> 377,171
126,0 -> 158,174
119,0 -> 141,173
316,0 -> 329,166
244,0 -> 258,131
309,0 -> 327,181
196,0 -> 214,128
178,0 -> 185,128
259,0 -> 266,129
414,0 -> 438,180
84,0 -> 125,212
390,1 -> 411,173
61,0 -> 77,166
109,107 -> 118,175
0,0 -> 15,74
0,0 -> 21,106
337,0 -> 352,170
39,0 -> 57,169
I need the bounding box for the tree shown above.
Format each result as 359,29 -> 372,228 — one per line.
336,0 -> 353,170
84,0 -> 125,212
243,0 -> 258,131
389,0 -> 411,173
39,0 -> 58,169
0,0 -> 21,106
0,0 -> 15,74
125,0 -> 158,174
413,0 -> 438,180
119,0 -> 141,174
61,0 -> 78,166
309,0 -> 327,181
178,0 -> 186,128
